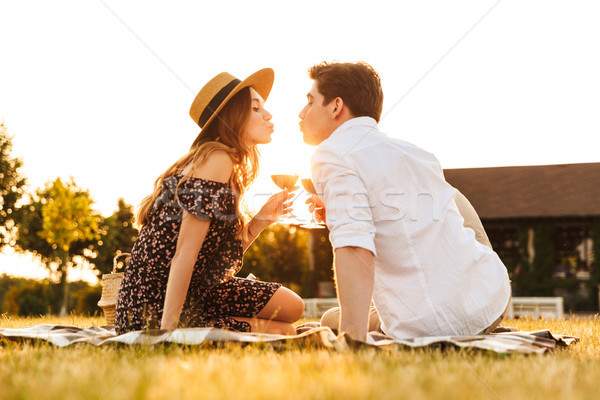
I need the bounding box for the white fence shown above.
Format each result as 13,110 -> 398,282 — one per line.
303,298 -> 339,319
303,296 -> 566,320
508,296 -> 564,319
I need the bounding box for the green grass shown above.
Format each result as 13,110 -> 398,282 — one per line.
1,314 -> 599,400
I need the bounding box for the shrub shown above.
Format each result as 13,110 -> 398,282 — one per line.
72,285 -> 102,315
4,281 -> 48,316
18,294 -> 47,316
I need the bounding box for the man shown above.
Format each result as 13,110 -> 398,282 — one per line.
299,61 -> 511,341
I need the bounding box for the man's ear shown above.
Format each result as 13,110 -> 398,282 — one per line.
331,97 -> 344,119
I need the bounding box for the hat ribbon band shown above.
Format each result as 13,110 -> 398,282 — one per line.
198,78 -> 242,127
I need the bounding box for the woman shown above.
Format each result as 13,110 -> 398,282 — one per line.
115,68 -> 304,335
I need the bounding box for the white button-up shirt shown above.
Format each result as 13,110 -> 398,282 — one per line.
311,117 -> 511,338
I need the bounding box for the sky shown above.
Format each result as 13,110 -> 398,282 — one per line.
1,0 -> 599,282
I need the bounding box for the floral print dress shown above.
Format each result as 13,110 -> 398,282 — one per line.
114,174 -> 280,334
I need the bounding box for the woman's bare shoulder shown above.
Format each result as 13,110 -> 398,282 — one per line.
191,150 -> 234,183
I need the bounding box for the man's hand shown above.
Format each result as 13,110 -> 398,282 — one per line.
305,194 -> 326,223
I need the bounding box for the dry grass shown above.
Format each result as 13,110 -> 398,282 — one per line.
1,314 -> 599,400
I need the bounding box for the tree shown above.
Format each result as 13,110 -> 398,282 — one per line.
0,122 -> 26,248
241,224 -> 308,294
302,227 -> 335,298
91,198 -> 138,276
14,177 -> 100,316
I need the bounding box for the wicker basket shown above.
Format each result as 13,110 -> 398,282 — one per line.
97,253 -> 129,325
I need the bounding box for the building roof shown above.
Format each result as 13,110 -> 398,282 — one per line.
444,163 -> 600,219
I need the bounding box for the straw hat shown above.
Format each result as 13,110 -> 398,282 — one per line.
189,68 -> 274,147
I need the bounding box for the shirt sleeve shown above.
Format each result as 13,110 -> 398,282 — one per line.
311,147 -> 377,256
453,188 -> 493,249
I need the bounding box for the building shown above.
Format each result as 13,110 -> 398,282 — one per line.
445,162 -> 600,310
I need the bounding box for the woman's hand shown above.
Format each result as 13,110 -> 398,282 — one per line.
306,194 -> 326,223
242,190 -> 295,251
254,189 -> 295,225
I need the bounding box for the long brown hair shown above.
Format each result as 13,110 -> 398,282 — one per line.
137,87 -> 258,235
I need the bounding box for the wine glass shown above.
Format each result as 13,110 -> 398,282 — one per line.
300,178 -> 325,229
271,174 -> 300,222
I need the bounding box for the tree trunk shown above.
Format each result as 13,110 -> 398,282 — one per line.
303,229 -> 317,298
58,252 -> 69,317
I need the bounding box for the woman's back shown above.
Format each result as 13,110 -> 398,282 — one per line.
115,155 -> 241,334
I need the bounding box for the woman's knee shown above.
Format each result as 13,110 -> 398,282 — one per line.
286,288 -> 305,321
276,286 -> 304,322
257,286 -> 304,323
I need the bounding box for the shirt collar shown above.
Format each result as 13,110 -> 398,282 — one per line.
327,116 -> 378,141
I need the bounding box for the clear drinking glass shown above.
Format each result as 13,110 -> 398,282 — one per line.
271,174 -> 300,222
300,178 -> 325,229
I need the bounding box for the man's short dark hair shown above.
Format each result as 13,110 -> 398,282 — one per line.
308,61 -> 384,122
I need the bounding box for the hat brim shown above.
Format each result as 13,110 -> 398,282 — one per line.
191,68 -> 274,148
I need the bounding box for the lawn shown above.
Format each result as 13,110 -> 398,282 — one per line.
1,314 -> 599,400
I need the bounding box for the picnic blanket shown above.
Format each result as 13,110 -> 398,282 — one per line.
0,324 -> 578,354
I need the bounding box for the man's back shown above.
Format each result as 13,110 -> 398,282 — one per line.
312,117 -> 511,338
